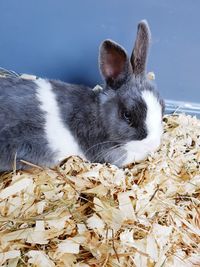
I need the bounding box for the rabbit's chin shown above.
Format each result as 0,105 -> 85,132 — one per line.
121,135 -> 162,166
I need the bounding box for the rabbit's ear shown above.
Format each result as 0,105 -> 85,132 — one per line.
130,20 -> 151,76
99,40 -> 132,88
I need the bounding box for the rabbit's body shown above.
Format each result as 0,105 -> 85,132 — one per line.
0,20 -> 164,171
0,78 -> 97,170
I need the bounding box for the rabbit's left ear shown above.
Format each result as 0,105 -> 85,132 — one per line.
130,20 -> 151,76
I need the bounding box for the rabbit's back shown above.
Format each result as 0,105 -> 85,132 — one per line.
0,77 -> 41,123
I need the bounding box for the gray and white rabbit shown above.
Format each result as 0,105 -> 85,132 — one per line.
0,20 -> 164,171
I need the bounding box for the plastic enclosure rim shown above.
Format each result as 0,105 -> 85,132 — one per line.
165,100 -> 200,118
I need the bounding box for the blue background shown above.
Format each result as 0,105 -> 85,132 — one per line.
0,0 -> 199,102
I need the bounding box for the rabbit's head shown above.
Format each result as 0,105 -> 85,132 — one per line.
98,20 -> 164,166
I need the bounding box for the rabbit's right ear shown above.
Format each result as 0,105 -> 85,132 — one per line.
131,20 -> 151,76
99,40 -> 132,89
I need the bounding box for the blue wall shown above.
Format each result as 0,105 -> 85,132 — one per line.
0,0 -> 199,102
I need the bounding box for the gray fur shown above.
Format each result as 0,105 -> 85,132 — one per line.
0,78 -> 56,171
0,20 -> 164,171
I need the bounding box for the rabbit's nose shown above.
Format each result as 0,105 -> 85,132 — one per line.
137,128 -> 147,140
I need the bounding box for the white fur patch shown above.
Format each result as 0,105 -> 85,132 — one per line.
122,90 -> 163,166
35,78 -> 84,163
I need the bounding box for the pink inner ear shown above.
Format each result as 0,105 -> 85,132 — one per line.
103,50 -> 127,79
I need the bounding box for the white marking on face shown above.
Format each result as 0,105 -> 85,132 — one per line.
35,78 -> 85,163
122,90 -> 163,166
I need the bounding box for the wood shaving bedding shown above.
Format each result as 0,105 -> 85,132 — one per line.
0,114 -> 200,267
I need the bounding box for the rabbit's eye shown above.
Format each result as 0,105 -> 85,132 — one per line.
123,111 -> 132,123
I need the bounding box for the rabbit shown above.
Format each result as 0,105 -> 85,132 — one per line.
0,20 -> 164,171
